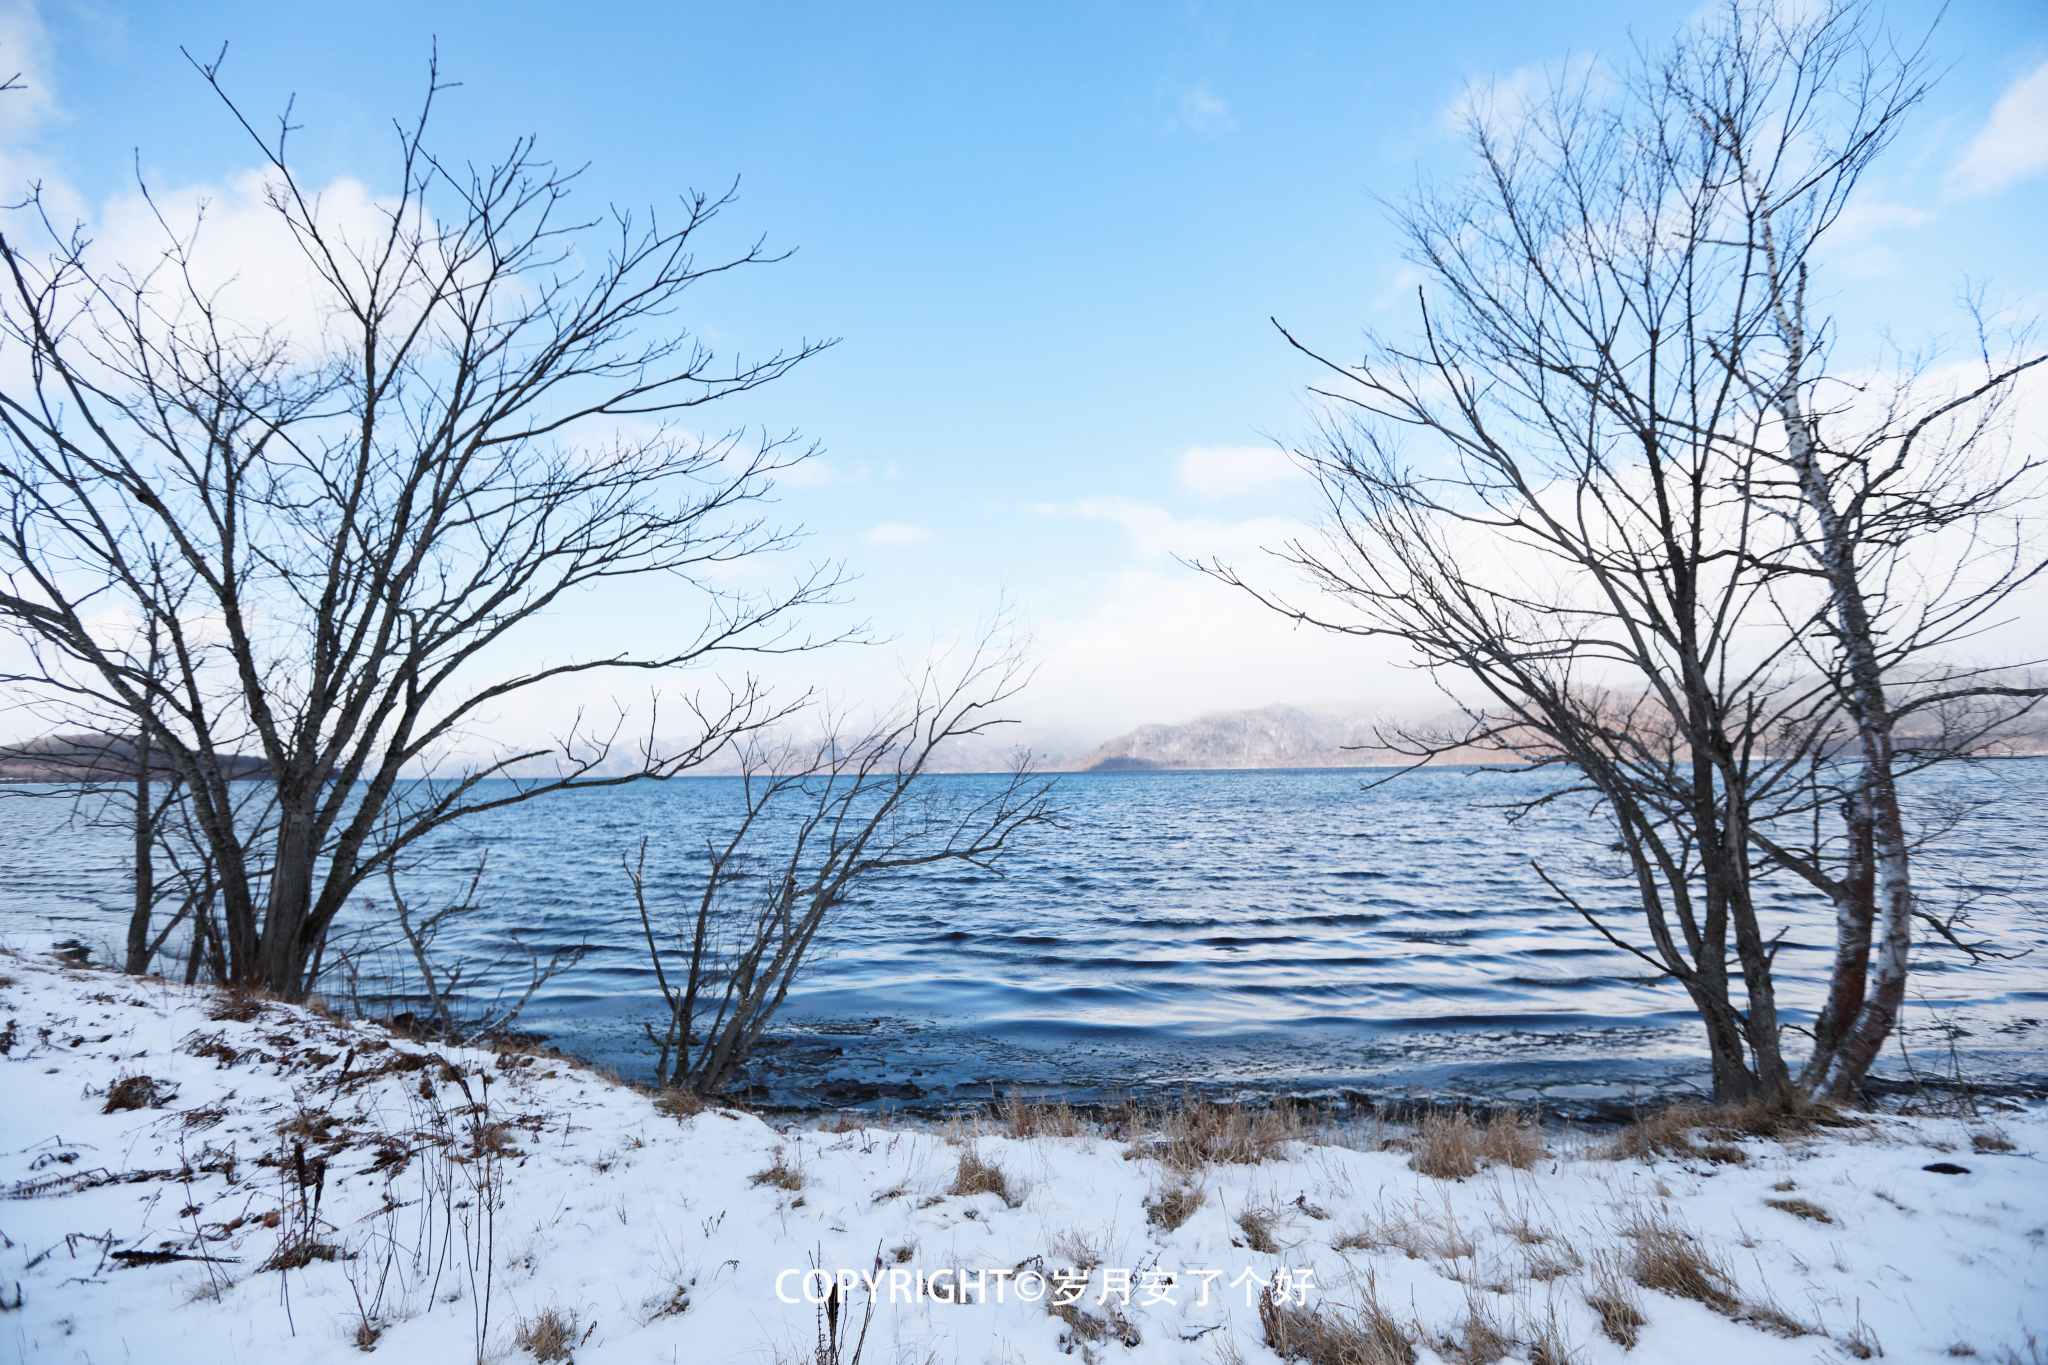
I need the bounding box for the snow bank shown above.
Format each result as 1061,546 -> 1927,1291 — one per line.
1,945 -> 2041,1364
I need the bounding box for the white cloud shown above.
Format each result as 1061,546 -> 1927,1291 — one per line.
1166,84 -> 1234,136
1031,496 -> 1302,565
862,521 -> 935,548
1174,444 -> 1305,500
1954,61 -> 2048,196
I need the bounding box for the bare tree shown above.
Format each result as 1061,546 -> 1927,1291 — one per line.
1208,0 -> 2044,1104
631,638 -> 1062,1097
0,51 -> 846,998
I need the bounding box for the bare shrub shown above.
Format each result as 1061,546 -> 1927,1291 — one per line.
1238,1207 -> 1281,1254
749,1148 -> 804,1192
1259,1283 -> 1416,1365
949,1147 -> 1020,1207
514,1307 -> 579,1362
1622,1216 -> 1737,1314
1146,1180 -> 1205,1233
1762,1196 -> 1833,1223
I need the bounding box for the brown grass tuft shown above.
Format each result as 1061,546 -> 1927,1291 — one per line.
1407,1108 -> 1543,1179
1610,1097 -> 1853,1164
1409,1109 -> 1482,1179
949,1146 -> 1021,1207
1125,1095 -> 1304,1171
1146,1179 -> 1205,1232
1622,1216 -> 1738,1314
653,1088 -> 706,1120
1762,1196 -> 1833,1224
513,1306 -> 580,1362
1971,1128 -> 2015,1154
102,1073 -> 169,1113
206,984 -> 268,1023
1479,1109 -> 1544,1170
749,1148 -> 804,1191
1260,1283 -> 1415,1365
1002,1091 -> 1084,1139
1237,1207 -> 1281,1254
259,1232 -> 343,1272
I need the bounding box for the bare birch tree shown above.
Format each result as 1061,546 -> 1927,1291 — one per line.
631,637 -> 1061,1097
0,52 -> 845,998
1209,0 -> 2044,1103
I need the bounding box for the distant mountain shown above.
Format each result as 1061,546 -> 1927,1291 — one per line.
0,733 -> 272,784
1068,700 -> 1474,772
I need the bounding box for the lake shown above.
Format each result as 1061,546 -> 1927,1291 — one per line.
4,761 -> 2043,1117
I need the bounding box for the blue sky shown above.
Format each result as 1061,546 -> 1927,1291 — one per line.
6,0 -> 2046,748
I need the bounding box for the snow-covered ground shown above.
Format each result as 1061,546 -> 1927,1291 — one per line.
1,942 -> 2041,1365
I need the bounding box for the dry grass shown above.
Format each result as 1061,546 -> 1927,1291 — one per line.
1259,1283 -> 1416,1365
1441,1300 -> 1513,1365
1621,1215 -> 1738,1314
1333,1207 -> 1475,1263
1479,1109 -> 1544,1170
1762,1195 -> 1834,1223
1971,1127 -> 2015,1154
1585,1258 -> 1648,1349
949,1146 -> 1021,1207
1610,1097 -> 1853,1165
258,1232 -> 343,1272
749,1148 -> 804,1191
1145,1179 -> 1205,1232
1408,1108 -> 1543,1179
513,1306 -> 580,1362
1125,1095 -> 1306,1171
1001,1091 -> 1084,1139
652,1088 -> 706,1120
206,984 -> 268,1022
1237,1206 -> 1281,1254
102,1072 -> 169,1113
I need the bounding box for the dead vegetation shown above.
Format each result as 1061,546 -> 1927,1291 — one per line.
1122,1095 -> 1307,1170
653,1088 -> 706,1120
102,1072 -> 172,1113
1609,1098 -> 1855,1165
1259,1282 -> 1416,1365
749,1148 -> 804,1192
1145,1179 -> 1204,1232
1622,1215 -> 1738,1314
1237,1206 -> 1282,1254
1971,1128 -> 2015,1154
1762,1195 -> 1834,1223
948,1147 -> 1021,1207
1001,1091 -> 1084,1139
1585,1267 -> 1647,1349
1406,1108 -> 1543,1179
514,1306 -> 581,1362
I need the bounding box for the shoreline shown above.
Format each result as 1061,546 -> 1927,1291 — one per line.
4,939 -> 2043,1364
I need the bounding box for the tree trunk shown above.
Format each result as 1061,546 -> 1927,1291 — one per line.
124,729 -> 154,975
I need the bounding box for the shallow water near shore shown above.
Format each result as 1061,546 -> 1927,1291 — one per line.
4,760 -> 2045,1116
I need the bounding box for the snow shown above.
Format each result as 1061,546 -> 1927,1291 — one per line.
1,943 -> 2042,1365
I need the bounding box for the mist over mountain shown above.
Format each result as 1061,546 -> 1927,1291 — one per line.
1067,700 -> 1465,772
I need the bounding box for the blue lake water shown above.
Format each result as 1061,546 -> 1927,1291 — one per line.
4,762 -> 2044,1115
